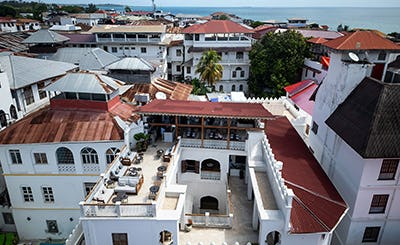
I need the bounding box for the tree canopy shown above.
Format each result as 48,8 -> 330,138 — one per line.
125,6 -> 132,12
195,49 -> 223,89
249,30 -> 310,97
85,3 -> 98,13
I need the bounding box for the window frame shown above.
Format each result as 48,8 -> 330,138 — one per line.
9,149 -> 22,164
42,186 -> 55,203
112,233 -> 128,245
140,47 -> 147,53
378,159 -> 398,180
23,85 -> 34,105
56,147 -> 75,164
33,152 -> 48,164
81,147 -> 99,164
2,212 -> 14,225
362,226 -> 380,243
369,194 -> 389,214
84,182 -> 96,197
106,147 -> 120,164
46,220 -> 59,233
311,121 -> 319,134
21,186 -> 34,202
37,81 -> 47,100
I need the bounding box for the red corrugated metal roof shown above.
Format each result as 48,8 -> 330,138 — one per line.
324,30 -> 400,50
290,84 -> 317,115
139,99 -> 272,119
182,20 -> 254,34
265,117 -> 347,233
284,80 -> 315,96
307,37 -> 328,44
0,101 -> 137,144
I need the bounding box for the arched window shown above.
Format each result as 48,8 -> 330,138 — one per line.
266,231 -> 281,245
9,105 -> 17,119
56,147 -> 74,164
200,196 -> 219,210
201,159 -> 221,172
106,147 -> 120,164
0,110 -> 6,127
81,147 -> 99,164
219,85 -> 224,92
231,84 -> 236,91
239,84 -> 243,91
232,67 -> 242,78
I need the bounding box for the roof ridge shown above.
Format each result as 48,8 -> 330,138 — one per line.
292,196 -> 330,232
285,180 -> 347,208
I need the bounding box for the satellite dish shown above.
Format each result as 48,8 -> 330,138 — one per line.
155,91 -> 167,100
348,52 -> 360,62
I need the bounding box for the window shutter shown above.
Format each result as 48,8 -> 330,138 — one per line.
181,160 -> 187,173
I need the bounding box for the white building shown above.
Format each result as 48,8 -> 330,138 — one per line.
0,65 -> 19,130
0,18 -> 40,33
74,99 -> 346,245
0,54 -> 77,117
60,13 -> 107,27
308,31 -> 400,245
0,72 -> 141,241
181,20 -> 254,92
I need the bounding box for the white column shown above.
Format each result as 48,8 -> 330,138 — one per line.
252,200 -> 258,231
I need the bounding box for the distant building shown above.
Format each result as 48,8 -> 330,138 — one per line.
181,20 -> 253,92
60,13 -> 107,27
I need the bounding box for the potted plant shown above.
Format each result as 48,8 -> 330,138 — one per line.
134,133 -> 150,152
185,219 -> 193,232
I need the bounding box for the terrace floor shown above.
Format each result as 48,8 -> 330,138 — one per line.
179,176 -> 258,245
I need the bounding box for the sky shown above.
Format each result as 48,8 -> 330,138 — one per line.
41,0 -> 400,8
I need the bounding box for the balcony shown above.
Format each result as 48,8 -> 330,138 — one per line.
80,202 -> 157,217
180,138 -> 245,151
58,164 -> 76,173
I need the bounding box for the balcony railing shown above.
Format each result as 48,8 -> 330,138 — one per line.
180,138 -> 245,151
201,170 -> 221,180
58,164 -> 76,173
82,163 -> 100,173
185,212 -> 233,228
80,203 -> 156,217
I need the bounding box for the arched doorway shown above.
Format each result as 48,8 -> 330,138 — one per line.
9,105 -> 17,120
266,231 -> 281,245
200,196 -> 219,210
0,110 -> 6,127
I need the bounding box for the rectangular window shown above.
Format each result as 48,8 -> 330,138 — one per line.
112,233 -> 128,245
111,47 -> 118,53
176,49 -> 182,57
46,220 -> 59,233
9,149 -> 22,164
42,187 -> 54,203
21,186 -> 34,202
232,71 -> 237,78
186,66 -> 191,74
2,213 -> 14,224
84,182 -> 96,197
240,70 -> 245,77
362,227 -> 380,242
194,34 -> 199,41
311,121 -> 319,134
236,52 -> 243,59
176,65 -> 181,72
24,86 -> 34,105
141,47 -> 147,53
37,81 -> 47,99
34,153 -> 48,164
181,160 -> 200,173
369,194 -> 389,214
378,159 -> 398,180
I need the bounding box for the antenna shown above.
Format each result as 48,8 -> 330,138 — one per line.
348,52 -> 360,62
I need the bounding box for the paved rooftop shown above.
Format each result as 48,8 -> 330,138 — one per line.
179,176 -> 258,244
255,172 -> 278,210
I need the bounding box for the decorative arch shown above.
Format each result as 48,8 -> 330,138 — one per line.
106,147 -> 120,164
0,110 -> 6,127
56,147 -> 74,164
266,231 -> 281,245
9,105 -> 17,120
200,196 -> 219,210
239,84 -> 244,91
219,85 -> 224,92
81,147 -> 99,164
201,158 -> 221,172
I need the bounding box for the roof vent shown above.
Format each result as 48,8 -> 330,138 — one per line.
355,42 -> 361,49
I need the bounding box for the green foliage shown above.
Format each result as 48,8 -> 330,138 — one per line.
191,78 -> 208,95
249,30 -> 310,98
0,5 -> 17,17
218,14 -> 229,20
134,133 -> 149,141
195,49 -> 223,88
337,24 -> 350,32
250,21 -> 264,28
60,5 -> 84,13
85,3 -> 98,13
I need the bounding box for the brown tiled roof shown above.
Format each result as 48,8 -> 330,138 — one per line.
182,20 -> 253,34
122,78 -> 193,101
139,100 -> 273,119
324,30 -> 400,51
265,117 -> 347,233
0,102 -> 138,144
326,77 -> 400,158
307,37 -> 328,44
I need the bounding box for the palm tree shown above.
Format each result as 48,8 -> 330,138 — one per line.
195,49 -> 223,89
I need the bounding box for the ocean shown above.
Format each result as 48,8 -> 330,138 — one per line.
97,5 -> 400,34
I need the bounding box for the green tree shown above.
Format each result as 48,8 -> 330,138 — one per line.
0,5 -> 17,17
85,3 -> 98,13
195,49 -> 223,89
249,30 -> 310,97
250,21 -> 264,28
218,14 -> 229,20
191,78 -> 208,95
125,6 -> 132,12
